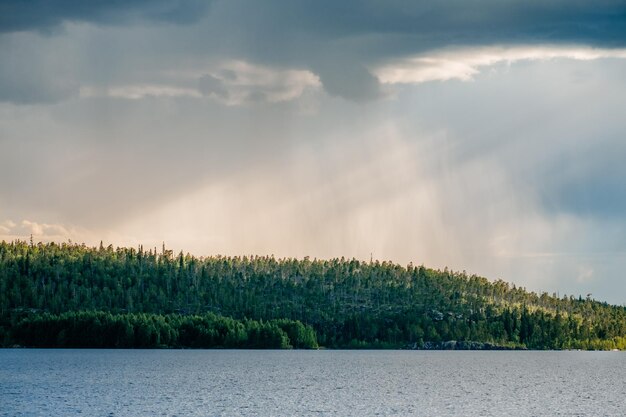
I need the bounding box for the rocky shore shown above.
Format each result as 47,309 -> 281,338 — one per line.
408,340 -> 526,350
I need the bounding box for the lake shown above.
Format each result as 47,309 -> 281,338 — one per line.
1,349 -> 624,416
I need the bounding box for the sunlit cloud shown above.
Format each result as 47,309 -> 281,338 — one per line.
374,45 -> 626,84
218,61 -> 321,100
80,85 -> 202,100
195,60 -> 322,105
0,220 -> 16,234
78,60 -> 321,105
0,219 -> 75,241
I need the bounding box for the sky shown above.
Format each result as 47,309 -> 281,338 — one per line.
1,1 -> 626,304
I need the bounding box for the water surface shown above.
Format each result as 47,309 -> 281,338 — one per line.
1,349 -> 624,416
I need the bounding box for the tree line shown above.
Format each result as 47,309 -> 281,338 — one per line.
1,240 -> 625,349
9,310 -> 318,349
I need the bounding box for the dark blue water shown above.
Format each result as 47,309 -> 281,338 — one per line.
1,349 -> 625,416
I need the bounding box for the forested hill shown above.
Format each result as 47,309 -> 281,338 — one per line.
1,240 -> 625,350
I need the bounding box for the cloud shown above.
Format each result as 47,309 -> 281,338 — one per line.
312,58 -> 384,101
0,31 -> 80,104
374,45 -> 626,84
0,220 -> 16,234
198,74 -> 228,99
191,0 -> 626,100
0,0 -> 212,33
200,60 -> 322,105
0,219 -> 72,240
2,0 -> 626,103
78,60 -> 321,105
21,220 -> 69,236
80,84 -> 202,100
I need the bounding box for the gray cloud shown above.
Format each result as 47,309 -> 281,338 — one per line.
0,31 -> 79,103
311,58 -> 383,101
2,0 -> 626,102
208,0 -> 626,48
198,74 -> 228,99
0,0 -> 211,33
0,72 -> 77,104
199,0 -> 626,99
0,219 -> 71,239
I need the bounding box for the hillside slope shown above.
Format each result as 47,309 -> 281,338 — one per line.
1,241 -> 625,349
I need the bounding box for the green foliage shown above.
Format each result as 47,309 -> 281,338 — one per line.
10,311 -> 317,349
1,240 -> 625,349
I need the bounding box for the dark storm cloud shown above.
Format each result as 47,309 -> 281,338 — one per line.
205,0 -> 626,63
2,0 -> 625,102
204,0 -> 626,99
0,0 -> 211,33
